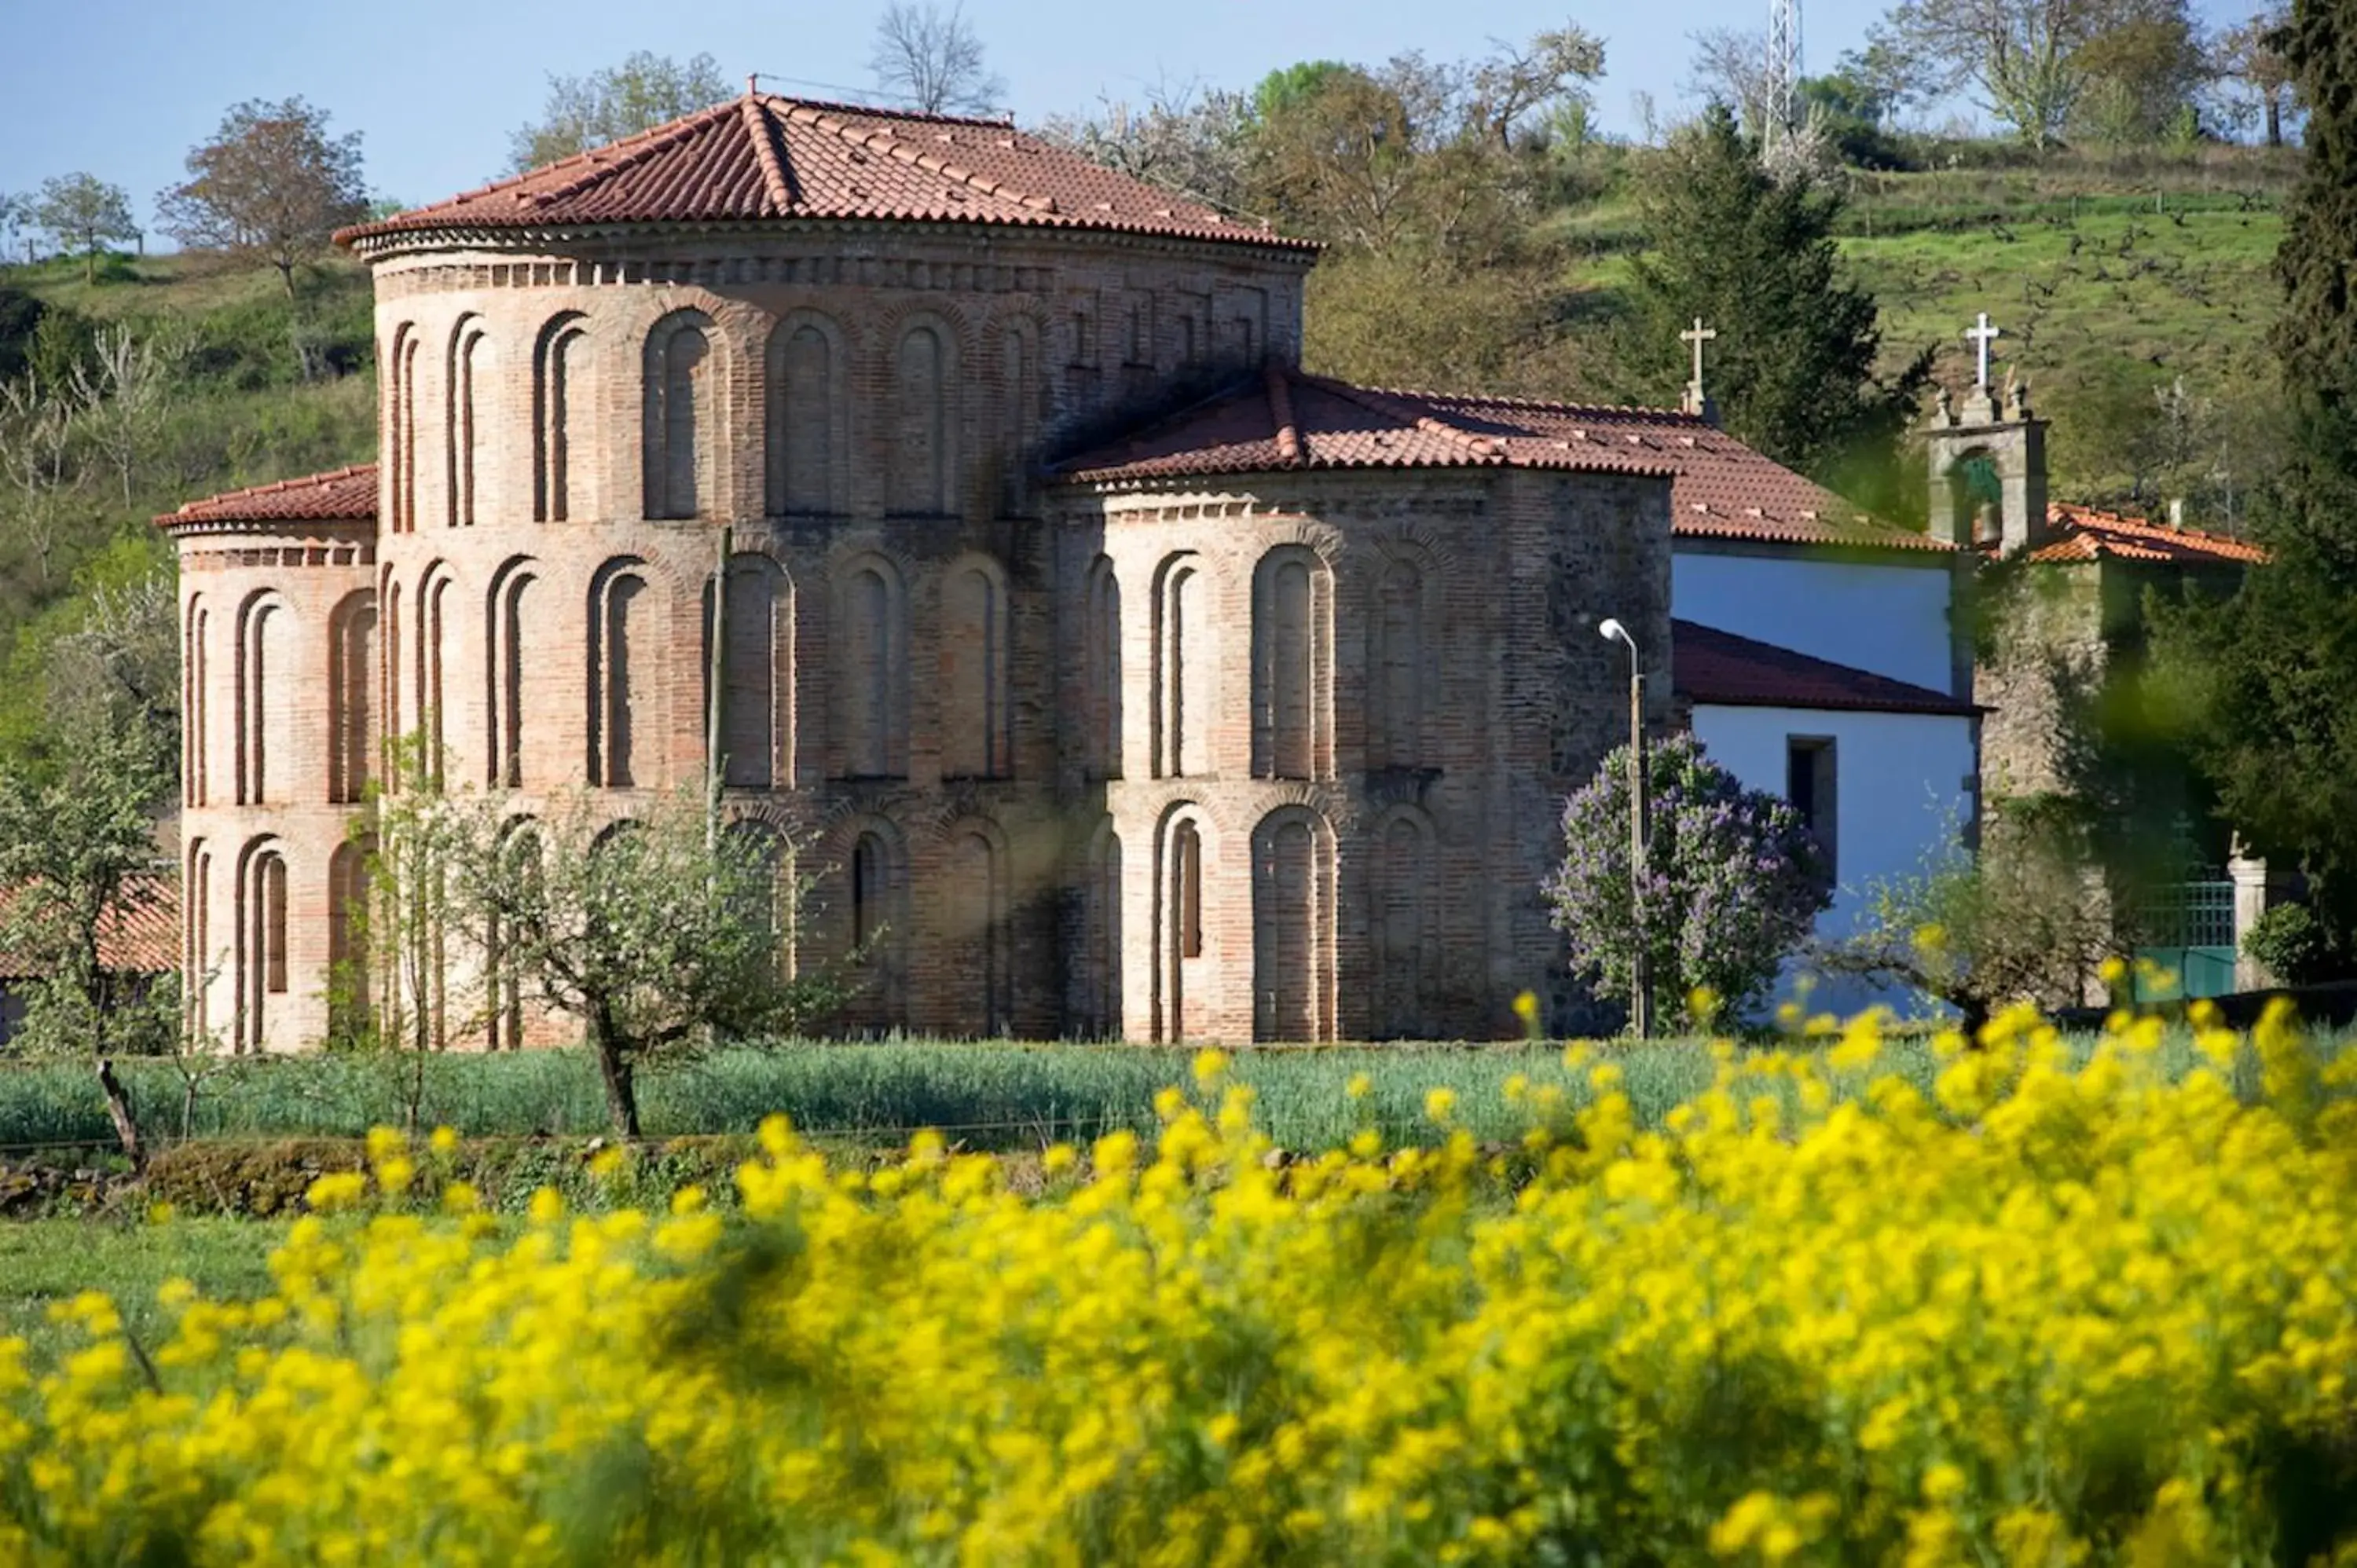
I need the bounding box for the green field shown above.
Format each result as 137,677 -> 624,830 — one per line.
0,1216 -> 284,1365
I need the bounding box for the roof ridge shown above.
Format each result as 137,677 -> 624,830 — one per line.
1348,383 -> 1701,423
525,102 -> 733,209
1300,372 -> 1502,461
1264,361 -> 1302,465
173,462 -> 378,511
741,95 -> 797,214
786,100 -> 1058,214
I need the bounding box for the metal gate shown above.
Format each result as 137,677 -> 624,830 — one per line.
2132,878 -> 2238,1002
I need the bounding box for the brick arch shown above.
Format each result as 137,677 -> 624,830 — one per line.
642,306 -> 721,519
1082,554 -> 1121,779
878,306 -> 969,516
1249,803 -> 1337,1042
706,550 -> 794,789
412,560 -> 458,782
1080,814 -> 1122,1038
826,811 -> 910,1033
587,555 -> 663,788
937,551 -> 1010,779
1250,543 -> 1333,781
485,555 -> 542,788
531,310 -> 591,522
1362,538 -> 1446,773
830,551 -> 910,780
445,313 -> 492,527
387,321 -> 420,532
937,813 -> 1013,1034
764,308 -> 851,518
1150,800 -> 1218,1042
232,833 -> 290,1054
1365,802 -> 1439,1039
325,588 -> 377,804
1149,550 -> 1207,779
988,310 -> 1049,513
1254,514 -> 1346,562
233,588 -> 291,807
183,592 -> 211,808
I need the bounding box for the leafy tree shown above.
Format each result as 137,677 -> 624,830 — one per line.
1621,106 -> 1930,501
372,775 -> 842,1136
0,705 -> 174,1164
1037,82 -> 1256,214
869,2 -> 1004,117
1545,731 -> 1831,1024
1868,0 -> 2159,146
27,174 -> 138,284
156,97 -> 368,303
509,51 -> 731,171
2069,0 -> 2212,145
2150,0 -> 2357,942
1250,60 -> 1357,122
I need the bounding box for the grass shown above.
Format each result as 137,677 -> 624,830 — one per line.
0,1216 -> 284,1365
0,1027 -> 2335,1162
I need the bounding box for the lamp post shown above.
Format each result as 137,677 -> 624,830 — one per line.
1598,617 -> 1650,1039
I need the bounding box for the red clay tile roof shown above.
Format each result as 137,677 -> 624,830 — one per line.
156,464 -> 379,531
2029,503 -> 2270,566
1674,619 -> 1978,716
339,92 -> 1310,255
0,874 -> 178,978
1054,368 -> 1952,553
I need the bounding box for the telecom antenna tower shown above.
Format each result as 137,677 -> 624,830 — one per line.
1765,0 -> 1801,152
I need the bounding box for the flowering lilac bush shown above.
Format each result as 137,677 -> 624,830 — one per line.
1545,732 -> 1831,1022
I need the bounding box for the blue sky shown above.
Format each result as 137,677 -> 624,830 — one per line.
3,0 -> 2256,233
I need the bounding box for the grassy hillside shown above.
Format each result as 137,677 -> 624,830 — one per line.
1560,144 -> 2298,515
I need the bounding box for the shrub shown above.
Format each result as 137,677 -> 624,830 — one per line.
4,1004 -> 2357,1560
2245,901 -> 2332,985
1546,731 -> 1831,1022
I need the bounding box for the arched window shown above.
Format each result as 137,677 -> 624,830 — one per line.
184,596 -> 208,808
712,554 -> 794,788
1252,547 -> 1329,780
1252,808 -> 1332,1042
847,826 -> 907,1031
941,558 -> 1010,779
486,822 -> 538,1050
1083,557 -> 1121,779
1370,811 -> 1435,1039
726,819 -> 793,973
328,838 -> 372,1045
235,593 -> 288,806
947,826 -> 1010,1034
185,840 -> 212,1045
1368,554 -> 1436,771
643,311 -> 713,519
380,577 -> 402,765
1083,818 -> 1122,1038
486,561 -> 539,788
767,315 -> 845,516
1151,554 -> 1204,779
237,841 -> 289,1053
388,324 -> 418,533
1154,811 -> 1206,1042
588,559 -> 655,787
447,316 -> 488,526
998,321 -> 1040,515
889,323 -> 951,515
328,591 -> 376,804
533,313 -> 588,522
836,559 -> 907,779
415,567 -> 453,786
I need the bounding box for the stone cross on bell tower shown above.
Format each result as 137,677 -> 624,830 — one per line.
1678,317 -> 1719,424
1923,310 -> 2047,555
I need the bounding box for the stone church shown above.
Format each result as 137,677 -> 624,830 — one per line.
161,88 -> 1995,1050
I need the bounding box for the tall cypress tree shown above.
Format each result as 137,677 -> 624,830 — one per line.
1620,107 -> 1930,510
2152,0 -> 2357,938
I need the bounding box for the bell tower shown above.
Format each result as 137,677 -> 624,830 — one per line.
1923,313 -> 2048,555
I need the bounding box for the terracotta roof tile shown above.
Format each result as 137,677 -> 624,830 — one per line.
1674,619 -> 1978,716
157,464 -> 378,530
1054,370 -> 1948,554
339,93 -> 1310,254
0,874 -> 178,978
2029,503 -> 2269,566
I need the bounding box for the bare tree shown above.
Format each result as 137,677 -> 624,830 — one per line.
156,98 -> 368,302
2217,3 -> 2296,146
27,174 -> 138,284
0,372 -> 87,589
1037,79 -> 1256,213
509,52 -> 732,171
70,326 -> 181,509
1469,24 -> 1606,151
870,2 -> 1006,116
1686,27 -> 1776,134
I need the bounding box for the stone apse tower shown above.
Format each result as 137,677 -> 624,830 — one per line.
164,90 -> 1670,1050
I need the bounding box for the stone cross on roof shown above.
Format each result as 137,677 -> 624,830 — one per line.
1681,317 -> 1717,398
1965,312 -> 2002,390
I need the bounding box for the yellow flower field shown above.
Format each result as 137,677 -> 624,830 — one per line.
5,1002 -> 2357,1565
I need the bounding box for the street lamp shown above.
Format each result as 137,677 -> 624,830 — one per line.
1598,618 -> 1651,1039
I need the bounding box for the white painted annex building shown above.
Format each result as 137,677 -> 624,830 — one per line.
1655,352 -> 1992,1017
